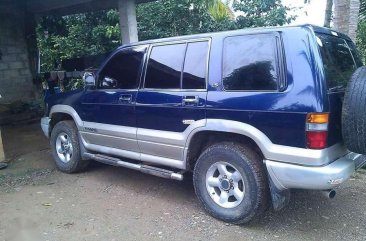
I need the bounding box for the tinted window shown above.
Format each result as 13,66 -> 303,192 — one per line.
347,41 -> 363,67
99,47 -> 146,89
182,41 -> 208,89
223,34 -> 278,91
145,44 -> 186,89
317,34 -> 359,89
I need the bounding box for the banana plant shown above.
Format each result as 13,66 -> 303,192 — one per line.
205,0 -> 234,21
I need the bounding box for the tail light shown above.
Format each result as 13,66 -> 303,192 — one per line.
306,113 -> 329,149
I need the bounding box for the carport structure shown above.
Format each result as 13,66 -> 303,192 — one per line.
0,0 -> 153,163
0,0 -> 153,104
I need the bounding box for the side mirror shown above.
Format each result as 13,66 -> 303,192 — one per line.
83,72 -> 96,87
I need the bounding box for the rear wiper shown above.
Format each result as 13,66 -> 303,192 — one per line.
328,85 -> 345,92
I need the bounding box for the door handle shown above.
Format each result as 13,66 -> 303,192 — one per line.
119,94 -> 132,103
182,96 -> 199,105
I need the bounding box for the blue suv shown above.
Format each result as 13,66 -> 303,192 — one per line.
41,25 -> 366,224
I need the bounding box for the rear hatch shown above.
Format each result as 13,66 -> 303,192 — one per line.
315,30 -> 363,147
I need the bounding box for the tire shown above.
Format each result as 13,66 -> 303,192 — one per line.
193,142 -> 269,224
50,120 -> 89,173
342,66 -> 366,154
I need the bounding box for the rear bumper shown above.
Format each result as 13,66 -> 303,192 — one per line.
266,152 -> 366,190
41,117 -> 50,138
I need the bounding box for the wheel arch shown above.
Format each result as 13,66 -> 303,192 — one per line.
185,130 -> 264,170
49,105 -> 83,135
184,120 -> 272,170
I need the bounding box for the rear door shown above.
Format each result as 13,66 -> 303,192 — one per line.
316,32 -> 363,146
136,40 -> 209,163
80,46 -> 147,155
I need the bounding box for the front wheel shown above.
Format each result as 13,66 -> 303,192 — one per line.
193,142 -> 269,224
50,120 -> 89,173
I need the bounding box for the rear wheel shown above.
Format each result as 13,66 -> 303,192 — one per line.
193,142 -> 269,224
342,66 -> 366,154
50,120 -> 89,173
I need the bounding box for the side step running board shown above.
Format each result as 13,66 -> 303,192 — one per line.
84,153 -> 184,181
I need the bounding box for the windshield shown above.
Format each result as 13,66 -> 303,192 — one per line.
316,33 -> 363,90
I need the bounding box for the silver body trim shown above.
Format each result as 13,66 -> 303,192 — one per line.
81,121 -> 139,153
136,119 -> 206,162
49,105 -> 83,129
187,119 -> 347,166
45,106 -> 347,168
79,134 -> 185,169
265,153 -> 359,190
80,135 -> 141,161
138,140 -> 183,160
83,121 -> 136,139
80,131 -> 140,153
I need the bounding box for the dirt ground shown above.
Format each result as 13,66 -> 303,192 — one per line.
1,123 -> 366,241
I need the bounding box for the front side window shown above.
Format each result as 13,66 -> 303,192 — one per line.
144,44 -> 186,89
99,46 -> 146,89
223,34 -> 279,91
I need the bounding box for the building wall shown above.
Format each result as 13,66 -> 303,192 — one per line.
0,1 -> 35,104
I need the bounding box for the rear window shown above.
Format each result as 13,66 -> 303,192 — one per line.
316,33 -> 362,90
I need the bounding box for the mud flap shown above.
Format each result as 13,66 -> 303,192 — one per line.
267,172 -> 291,211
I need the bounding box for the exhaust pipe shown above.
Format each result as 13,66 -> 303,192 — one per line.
322,189 -> 336,199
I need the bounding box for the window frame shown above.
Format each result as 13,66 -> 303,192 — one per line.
141,38 -> 211,92
221,32 -> 287,93
97,45 -> 147,91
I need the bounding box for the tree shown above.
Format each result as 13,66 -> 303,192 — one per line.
37,0 -> 295,72
37,10 -> 121,71
357,21 -> 366,62
233,0 -> 295,28
136,0 -> 236,40
333,0 -> 360,41
357,0 -> 366,62
324,0 -> 333,27
360,0 -> 366,19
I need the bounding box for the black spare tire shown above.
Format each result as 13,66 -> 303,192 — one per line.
342,66 -> 366,154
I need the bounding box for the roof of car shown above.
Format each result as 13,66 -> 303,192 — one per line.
119,24 -> 351,49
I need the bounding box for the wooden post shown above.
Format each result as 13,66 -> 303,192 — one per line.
0,128 -> 5,162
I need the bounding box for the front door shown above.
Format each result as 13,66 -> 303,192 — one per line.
80,45 -> 147,157
136,40 -> 209,164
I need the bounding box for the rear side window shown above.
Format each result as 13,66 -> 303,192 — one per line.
317,33 -> 361,89
182,41 -> 208,89
223,34 -> 278,91
99,46 -> 146,89
144,44 -> 186,89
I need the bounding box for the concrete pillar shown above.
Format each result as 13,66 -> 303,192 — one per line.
0,129 -> 5,162
118,0 -> 138,44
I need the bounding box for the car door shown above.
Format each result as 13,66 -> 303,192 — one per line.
136,40 -> 209,165
79,45 -> 147,157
